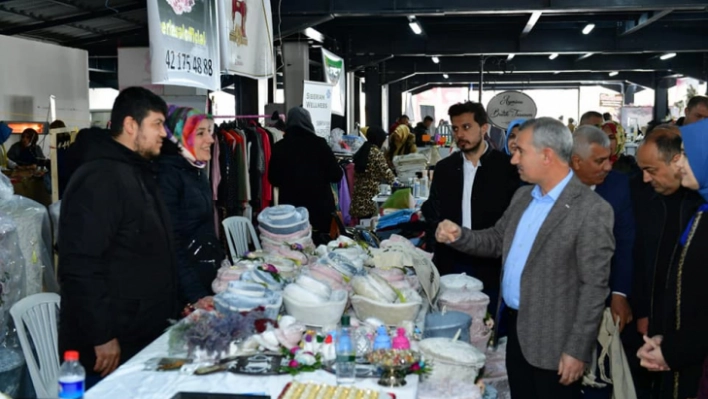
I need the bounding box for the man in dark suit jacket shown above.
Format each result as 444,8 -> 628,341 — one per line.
571,125 -> 635,329
437,117 -> 614,399
422,101 -> 519,311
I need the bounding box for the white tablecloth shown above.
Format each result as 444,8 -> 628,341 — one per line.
85,333 -> 419,399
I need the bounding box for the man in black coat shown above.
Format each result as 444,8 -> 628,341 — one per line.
422,102 -> 519,311
58,87 -> 178,386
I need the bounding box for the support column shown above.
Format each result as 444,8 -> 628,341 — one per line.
283,42 -> 309,111
353,77 -> 361,128
653,76 -> 673,122
234,76 -> 259,116
365,66 -> 382,128
624,84 -> 636,105
388,82 -> 403,128
346,71 -> 355,131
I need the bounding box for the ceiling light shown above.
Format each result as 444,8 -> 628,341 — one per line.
608,71 -> 619,77
549,53 -> 559,60
432,56 -> 439,64
660,52 -> 677,60
582,24 -> 595,35
578,53 -> 594,60
443,74 -> 449,79
303,27 -> 325,43
553,71 -> 560,75
409,21 -> 422,35
507,54 -> 515,61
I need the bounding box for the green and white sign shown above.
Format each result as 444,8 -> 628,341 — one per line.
322,48 -> 345,116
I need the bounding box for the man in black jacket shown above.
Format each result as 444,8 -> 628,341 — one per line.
422,102 -> 519,310
631,124 -> 704,398
413,116 -> 434,146
58,87 -> 177,386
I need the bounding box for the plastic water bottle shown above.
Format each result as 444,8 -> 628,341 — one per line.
335,315 -> 356,385
58,350 -> 85,399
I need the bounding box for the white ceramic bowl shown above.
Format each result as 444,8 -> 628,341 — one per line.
350,290 -> 422,326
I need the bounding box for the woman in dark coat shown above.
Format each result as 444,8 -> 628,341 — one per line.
638,119 -> 708,399
268,107 -> 343,242
158,106 -> 223,314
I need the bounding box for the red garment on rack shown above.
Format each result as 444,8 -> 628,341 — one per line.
257,127 -> 272,210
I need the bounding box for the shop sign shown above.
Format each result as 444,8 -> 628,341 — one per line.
486,91 -> 538,129
600,93 -> 623,108
321,49 -> 345,116
147,0 -> 220,91
302,80 -> 333,138
218,0 -> 274,79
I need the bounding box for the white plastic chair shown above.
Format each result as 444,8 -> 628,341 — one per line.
222,216 -> 261,263
10,293 -> 61,399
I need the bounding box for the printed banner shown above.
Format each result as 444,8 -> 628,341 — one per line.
303,80 -> 333,138
321,48 -> 345,116
147,0 -> 220,91
218,0 -> 274,79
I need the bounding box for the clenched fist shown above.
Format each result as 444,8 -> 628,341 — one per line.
436,220 -> 462,244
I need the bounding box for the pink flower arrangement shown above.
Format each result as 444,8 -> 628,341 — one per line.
261,264 -> 279,274
166,0 -> 195,15
288,359 -> 299,368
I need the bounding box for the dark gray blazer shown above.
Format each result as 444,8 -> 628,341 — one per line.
450,174 -> 614,370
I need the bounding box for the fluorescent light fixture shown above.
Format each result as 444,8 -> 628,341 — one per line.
553,71 -> 561,75
432,56 -> 439,64
578,52 -> 594,60
303,27 -> 325,43
443,74 -> 449,79
507,54 -> 515,61
409,21 -> 422,35
608,71 -> 619,77
549,53 -> 559,60
660,52 -> 677,60
521,11 -> 543,37
582,24 -> 595,35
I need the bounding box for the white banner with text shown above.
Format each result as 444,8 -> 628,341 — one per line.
303,80 -> 333,138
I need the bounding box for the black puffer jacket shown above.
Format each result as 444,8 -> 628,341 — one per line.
58,135 -> 178,373
157,150 -> 222,306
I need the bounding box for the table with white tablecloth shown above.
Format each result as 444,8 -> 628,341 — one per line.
85,333 -> 419,399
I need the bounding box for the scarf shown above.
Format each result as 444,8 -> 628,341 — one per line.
678,119 -> 708,245
164,105 -> 210,169
353,126 -> 386,173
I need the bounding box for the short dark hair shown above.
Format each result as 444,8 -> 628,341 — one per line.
643,124 -> 682,163
399,114 -> 410,121
603,112 -> 612,121
686,95 -> 708,111
448,101 -> 488,127
21,128 -> 39,145
580,111 -> 603,125
423,116 -> 434,123
50,120 -> 66,129
110,87 -> 168,138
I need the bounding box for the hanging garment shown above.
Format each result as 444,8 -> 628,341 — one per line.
338,172 -> 352,226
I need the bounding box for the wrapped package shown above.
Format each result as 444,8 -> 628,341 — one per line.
484,338 -> 510,399
419,337 -> 486,383
0,174 -> 57,296
438,289 -> 491,352
0,209 -> 27,397
440,273 -> 484,292
257,205 -> 310,235
419,379 -> 483,399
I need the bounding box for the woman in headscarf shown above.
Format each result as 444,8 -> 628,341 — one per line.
637,119 -> 708,399
157,106 -> 223,315
386,124 -> 417,169
350,127 -> 395,219
602,120 -> 639,176
504,118 -> 526,156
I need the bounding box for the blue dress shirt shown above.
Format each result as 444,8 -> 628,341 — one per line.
502,170 -> 574,309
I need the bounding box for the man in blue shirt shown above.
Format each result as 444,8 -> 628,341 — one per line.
437,118 -> 614,399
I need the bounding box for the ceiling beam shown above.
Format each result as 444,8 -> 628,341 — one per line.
402,71 -> 657,89
61,27 -> 147,48
407,82 -> 610,95
276,0 -> 707,17
45,0 -> 144,27
520,11 -> 542,38
620,9 -> 673,36
0,3 -> 145,35
274,15 -> 334,40
380,53 -> 705,83
0,4 -> 109,36
348,55 -> 396,71
343,27 -> 708,56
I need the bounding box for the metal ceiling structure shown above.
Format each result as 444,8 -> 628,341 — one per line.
0,0 -> 706,94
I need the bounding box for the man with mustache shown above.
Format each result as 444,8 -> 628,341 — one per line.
58,87 -> 178,388
422,101 -> 519,311
571,126 -> 636,399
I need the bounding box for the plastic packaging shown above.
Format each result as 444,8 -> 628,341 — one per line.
335,315 -> 356,384
0,174 -> 57,296
373,326 -> 391,350
58,350 -> 85,399
392,327 -> 411,350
